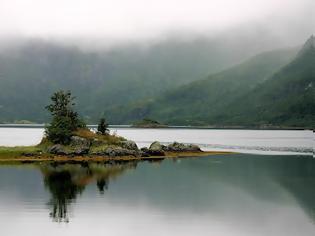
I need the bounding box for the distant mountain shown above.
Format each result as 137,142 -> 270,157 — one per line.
220,35 -> 315,127
0,35 -> 312,127
0,36 -> 275,123
115,36 -> 315,128
108,46 -> 298,125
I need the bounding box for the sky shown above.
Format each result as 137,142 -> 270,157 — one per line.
0,0 -> 314,46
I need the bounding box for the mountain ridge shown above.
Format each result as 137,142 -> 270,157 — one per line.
106,46 -> 298,125
1,37 -> 262,123
0,36 -> 313,127
222,36 -> 315,127
109,36 -> 314,128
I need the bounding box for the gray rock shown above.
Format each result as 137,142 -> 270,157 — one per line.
72,146 -> 90,155
140,147 -> 151,157
69,136 -> 91,155
186,144 -> 201,152
70,136 -> 90,147
166,142 -> 185,151
104,147 -> 139,157
47,144 -> 68,155
149,141 -> 166,151
147,141 -> 201,154
166,142 -> 201,152
120,140 -> 139,150
141,147 -> 165,156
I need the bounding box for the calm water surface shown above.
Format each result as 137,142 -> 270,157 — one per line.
0,128 -> 315,235
0,155 -> 315,236
0,127 -> 313,155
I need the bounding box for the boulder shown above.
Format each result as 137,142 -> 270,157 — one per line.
141,147 -> 165,156
47,144 -> 68,155
69,136 -> 91,155
104,146 -> 139,157
166,142 -> 201,152
149,141 -> 166,151
72,146 -> 90,155
185,144 -> 202,152
70,136 -> 90,147
140,147 -> 151,157
120,140 -> 139,150
147,141 -> 201,154
166,142 -> 186,151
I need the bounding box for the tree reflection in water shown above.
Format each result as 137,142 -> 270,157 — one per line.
40,161 -> 138,222
97,178 -> 108,194
44,170 -> 84,222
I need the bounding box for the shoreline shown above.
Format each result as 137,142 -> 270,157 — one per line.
0,151 -> 232,163
0,124 -> 312,131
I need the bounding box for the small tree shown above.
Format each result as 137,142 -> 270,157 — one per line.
97,118 -> 109,135
45,90 -> 85,144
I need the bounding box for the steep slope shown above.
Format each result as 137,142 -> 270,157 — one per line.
107,47 -> 297,124
221,36 -> 315,127
0,37 -> 271,123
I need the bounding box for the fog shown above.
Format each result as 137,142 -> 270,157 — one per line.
0,0 -> 314,50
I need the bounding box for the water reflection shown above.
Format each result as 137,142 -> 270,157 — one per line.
44,169 -> 84,222
200,155 -> 315,222
34,156 -> 315,225
40,161 -> 138,222
2,155 -> 315,235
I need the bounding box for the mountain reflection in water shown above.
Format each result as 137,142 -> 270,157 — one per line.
35,156 -> 315,224
1,155 -> 315,236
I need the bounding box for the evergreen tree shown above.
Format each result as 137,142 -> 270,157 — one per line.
45,90 -> 85,144
97,118 -> 109,135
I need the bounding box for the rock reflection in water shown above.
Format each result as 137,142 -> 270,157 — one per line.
40,161 -> 139,222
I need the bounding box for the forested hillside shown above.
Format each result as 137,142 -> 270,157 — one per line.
0,36 -> 272,123
222,36 -> 315,127
107,47 -> 297,125
112,36 -> 314,128
1,36 -> 313,128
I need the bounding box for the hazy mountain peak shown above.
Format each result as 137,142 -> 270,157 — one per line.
304,35 -> 315,48
297,35 -> 315,57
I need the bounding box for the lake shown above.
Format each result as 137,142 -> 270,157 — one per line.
0,127 -> 314,155
0,128 -> 314,235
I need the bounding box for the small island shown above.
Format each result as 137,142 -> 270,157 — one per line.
0,90 -> 229,163
132,118 -> 167,128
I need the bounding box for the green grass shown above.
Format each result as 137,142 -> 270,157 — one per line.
0,146 -> 42,158
73,128 -> 126,145
0,129 -> 127,160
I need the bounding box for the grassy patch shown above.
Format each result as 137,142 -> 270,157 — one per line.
73,128 -> 126,145
0,146 -> 42,159
36,137 -> 53,149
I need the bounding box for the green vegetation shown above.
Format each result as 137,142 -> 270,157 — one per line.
0,38 -> 257,123
0,36 -> 313,128
73,128 -> 125,144
0,146 -> 42,159
45,90 -> 86,144
108,36 -> 314,128
0,85 -> 212,161
97,118 -> 109,135
222,41 -> 315,127
109,47 -> 298,125
132,118 -> 167,128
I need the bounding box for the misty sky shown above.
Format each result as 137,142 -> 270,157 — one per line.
0,0 -> 314,46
